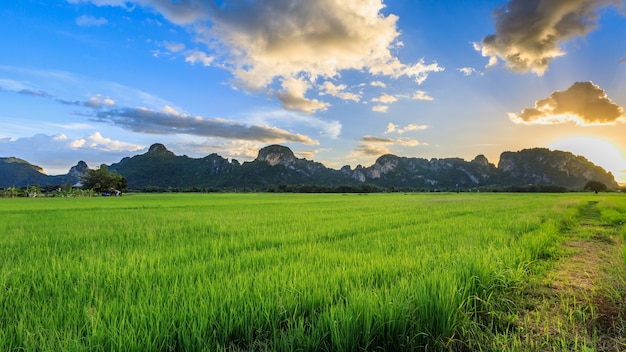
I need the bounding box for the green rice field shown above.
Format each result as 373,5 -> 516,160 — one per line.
1,193 -> 625,351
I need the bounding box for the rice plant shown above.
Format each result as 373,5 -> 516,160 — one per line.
0,193 -> 622,351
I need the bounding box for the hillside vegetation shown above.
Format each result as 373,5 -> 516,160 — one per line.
0,144 -> 618,190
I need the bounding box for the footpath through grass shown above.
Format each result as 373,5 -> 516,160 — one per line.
0,193 -> 624,351
490,195 -> 626,351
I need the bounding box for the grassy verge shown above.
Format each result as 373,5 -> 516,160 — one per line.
489,195 -> 626,351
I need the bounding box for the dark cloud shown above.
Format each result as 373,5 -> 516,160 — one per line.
94,107 -> 319,145
18,89 -> 53,98
361,136 -> 396,144
360,135 -> 421,146
478,0 -> 621,75
1,76 -> 317,145
510,81 -> 625,125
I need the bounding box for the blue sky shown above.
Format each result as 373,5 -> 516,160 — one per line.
1,0 -> 625,183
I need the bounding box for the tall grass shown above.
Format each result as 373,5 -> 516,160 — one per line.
0,193 -> 611,350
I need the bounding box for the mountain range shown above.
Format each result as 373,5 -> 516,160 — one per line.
0,143 -> 619,191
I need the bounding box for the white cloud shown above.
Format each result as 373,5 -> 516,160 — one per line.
372,105 -> 389,113
73,132 -> 145,151
319,81 -> 361,102
164,41 -> 186,53
0,133 -> 144,174
458,67 -> 482,76
85,94 -> 116,109
386,122 -> 428,134
76,15 -> 108,27
185,49 -> 214,66
412,90 -> 433,101
370,81 -> 387,88
372,94 -> 398,104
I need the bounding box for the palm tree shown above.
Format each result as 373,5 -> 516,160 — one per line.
25,185 -> 41,198
5,186 -> 20,198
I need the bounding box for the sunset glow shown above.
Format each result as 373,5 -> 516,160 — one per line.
549,136 -> 626,184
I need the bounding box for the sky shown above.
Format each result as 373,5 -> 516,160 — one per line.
1,0 -> 626,183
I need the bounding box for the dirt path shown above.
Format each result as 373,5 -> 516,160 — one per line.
517,201 -> 626,351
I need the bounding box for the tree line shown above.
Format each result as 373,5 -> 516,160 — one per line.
2,170 -> 620,197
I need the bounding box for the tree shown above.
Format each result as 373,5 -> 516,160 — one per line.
81,164 -> 127,194
584,180 -> 607,194
25,185 -> 41,198
3,186 -> 20,198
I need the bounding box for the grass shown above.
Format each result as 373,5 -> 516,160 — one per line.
0,193 -> 624,351
491,196 -> 626,351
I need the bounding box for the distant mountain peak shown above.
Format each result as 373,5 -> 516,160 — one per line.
471,155 -> 490,167
147,143 -> 174,156
68,161 -> 89,176
256,145 -> 296,166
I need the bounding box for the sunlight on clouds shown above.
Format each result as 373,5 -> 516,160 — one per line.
78,0 -> 444,113
372,105 -> 388,113
319,81 -> 361,102
412,90 -> 433,101
277,77 -> 330,113
349,133 -> 425,159
296,148 -> 330,161
510,82 -> 625,125
349,144 -> 391,157
70,139 -> 86,148
372,94 -> 398,104
386,123 -> 428,134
